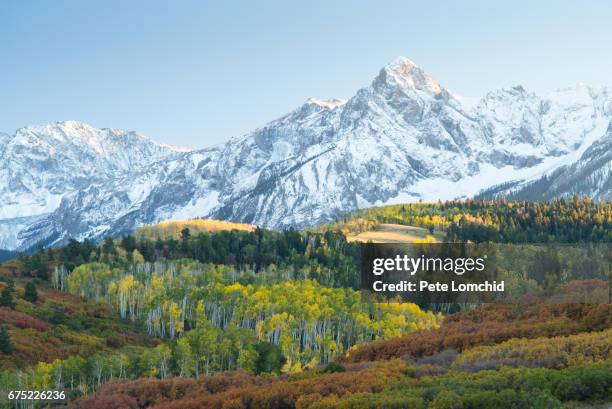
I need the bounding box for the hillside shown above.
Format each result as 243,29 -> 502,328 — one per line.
134,219 -> 255,241
0,260 -> 157,373
69,305 -> 612,409
0,201 -> 610,408
319,199 -> 611,243
345,223 -> 444,243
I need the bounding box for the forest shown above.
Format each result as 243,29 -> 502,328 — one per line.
321,197 -> 611,243
0,199 -> 610,408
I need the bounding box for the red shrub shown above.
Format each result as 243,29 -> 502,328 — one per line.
0,308 -> 50,331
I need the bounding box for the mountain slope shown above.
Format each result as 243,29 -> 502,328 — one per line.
0,121 -> 185,248
481,122 -> 612,201
2,57 -> 612,250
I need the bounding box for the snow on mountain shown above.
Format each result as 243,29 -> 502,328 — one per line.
1,57 -> 611,250
480,121 -> 612,202
0,121 -> 183,248
306,98 -> 348,110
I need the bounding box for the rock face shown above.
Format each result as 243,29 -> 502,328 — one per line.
1,57 -> 611,250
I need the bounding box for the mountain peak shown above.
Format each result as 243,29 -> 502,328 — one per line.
10,120 -> 184,158
376,56 -> 442,94
21,120 -> 93,134
388,56 -> 419,69
306,98 -> 347,110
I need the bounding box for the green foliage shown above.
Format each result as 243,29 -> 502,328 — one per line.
62,260 -> 440,368
322,361 -> 345,373
0,275 -> 13,285
322,198 -> 611,244
254,342 -> 286,375
65,360 -> 612,409
2,200 -> 611,407
452,329 -> 612,371
58,238 -> 97,270
531,390 -> 562,409
429,390 -> 463,409
0,325 -> 12,354
54,227 -> 362,288
0,284 -> 15,309
24,281 -> 38,303
21,247 -> 51,279
180,227 -> 191,240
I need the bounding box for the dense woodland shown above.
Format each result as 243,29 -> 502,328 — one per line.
322,197 -> 611,243
50,225 -> 362,288
0,199 -> 610,409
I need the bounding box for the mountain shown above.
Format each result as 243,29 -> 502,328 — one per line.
1,57 -> 611,250
479,122 -> 612,201
0,121 -> 184,249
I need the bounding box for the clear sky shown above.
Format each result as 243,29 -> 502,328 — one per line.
2,0 -> 612,149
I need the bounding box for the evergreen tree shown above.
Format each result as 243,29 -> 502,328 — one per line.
36,262 -> 49,280
120,235 -> 137,254
0,325 -> 11,354
0,285 -> 15,309
253,342 -> 286,375
24,281 -> 38,303
102,237 -> 116,255
180,227 -> 191,241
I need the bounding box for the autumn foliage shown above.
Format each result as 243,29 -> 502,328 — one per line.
1,199 -> 610,408
345,303 -> 612,363
135,219 -> 255,241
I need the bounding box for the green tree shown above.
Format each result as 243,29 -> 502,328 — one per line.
150,344 -> 172,378
429,390 -> 463,409
253,342 -> 286,375
120,235 -> 137,254
322,362 -> 345,373
0,285 -> 15,309
131,249 -> 145,264
186,305 -> 220,376
532,390 -> 562,409
24,281 -> 38,303
174,337 -> 195,377
180,228 -> 191,241
102,237 -> 116,258
0,325 -> 12,354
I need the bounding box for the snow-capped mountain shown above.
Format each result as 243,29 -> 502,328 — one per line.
480,122 -> 612,201
1,57 -> 611,250
0,121 -> 185,248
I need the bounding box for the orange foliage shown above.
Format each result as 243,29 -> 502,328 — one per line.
344,303 -> 612,363
75,393 -> 139,409
71,361 -> 409,409
0,259 -> 23,278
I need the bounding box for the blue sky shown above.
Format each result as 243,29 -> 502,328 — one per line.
2,0 -> 612,148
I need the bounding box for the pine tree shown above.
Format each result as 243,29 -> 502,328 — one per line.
0,285 -> 15,309
180,228 -> 191,241
24,282 -> 38,303
0,325 -> 12,354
